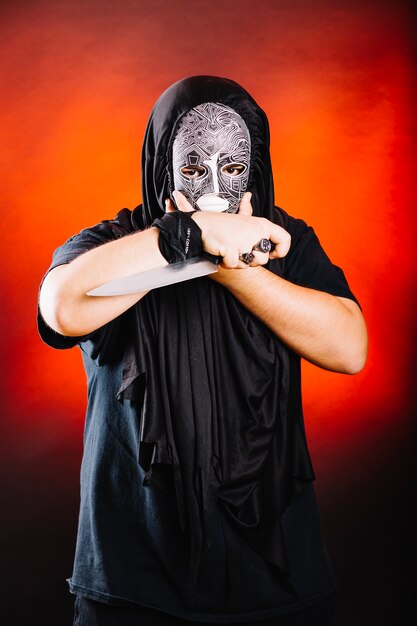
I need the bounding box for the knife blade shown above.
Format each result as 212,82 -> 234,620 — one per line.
87,254 -> 220,296
87,238 -> 274,297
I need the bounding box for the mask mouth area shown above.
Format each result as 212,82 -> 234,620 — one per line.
196,193 -> 229,212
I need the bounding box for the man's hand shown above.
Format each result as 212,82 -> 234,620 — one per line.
165,190 -> 291,269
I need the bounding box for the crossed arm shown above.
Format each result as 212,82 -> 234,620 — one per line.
39,192 -> 367,374
209,265 -> 367,374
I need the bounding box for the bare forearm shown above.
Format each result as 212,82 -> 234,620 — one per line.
39,226 -> 167,336
211,265 -> 368,374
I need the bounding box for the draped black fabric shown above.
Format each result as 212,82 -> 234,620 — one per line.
118,76 -> 315,607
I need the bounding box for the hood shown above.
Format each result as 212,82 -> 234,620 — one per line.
139,75 -> 276,229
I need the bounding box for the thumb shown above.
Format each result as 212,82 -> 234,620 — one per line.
238,192 -> 253,216
165,198 -> 177,213
172,190 -> 195,212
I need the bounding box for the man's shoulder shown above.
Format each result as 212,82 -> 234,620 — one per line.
59,205 -> 144,250
76,207 -> 139,240
46,206 -> 143,273
273,206 -> 313,244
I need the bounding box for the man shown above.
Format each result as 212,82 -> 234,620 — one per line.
38,76 -> 367,625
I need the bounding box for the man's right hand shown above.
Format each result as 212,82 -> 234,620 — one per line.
167,190 -> 291,269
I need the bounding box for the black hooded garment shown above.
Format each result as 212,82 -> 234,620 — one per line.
38,76 -> 359,621
124,75 -> 316,601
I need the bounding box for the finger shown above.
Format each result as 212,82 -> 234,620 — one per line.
172,190 -> 195,212
234,257 -> 255,269
220,249 -> 240,269
267,224 -> 291,258
236,251 -> 257,269
249,250 -> 270,267
238,191 -> 253,216
236,259 -> 252,269
165,198 -> 176,213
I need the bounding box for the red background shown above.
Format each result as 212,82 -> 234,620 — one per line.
1,1 -> 415,624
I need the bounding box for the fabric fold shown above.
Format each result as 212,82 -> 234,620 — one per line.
117,276 -> 315,605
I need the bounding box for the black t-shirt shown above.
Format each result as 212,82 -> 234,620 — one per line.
37,207 -> 358,623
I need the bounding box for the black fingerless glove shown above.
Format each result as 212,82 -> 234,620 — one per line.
152,211 -> 203,264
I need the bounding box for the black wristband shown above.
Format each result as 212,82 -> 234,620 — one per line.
152,211 -> 203,264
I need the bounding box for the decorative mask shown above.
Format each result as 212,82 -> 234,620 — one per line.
172,102 -> 251,213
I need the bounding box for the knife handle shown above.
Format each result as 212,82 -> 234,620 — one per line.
203,252 -> 221,265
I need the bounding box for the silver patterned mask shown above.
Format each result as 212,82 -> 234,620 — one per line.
172,102 -> 251,213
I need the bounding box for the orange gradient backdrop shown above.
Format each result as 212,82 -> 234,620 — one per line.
0,0 -> 415,621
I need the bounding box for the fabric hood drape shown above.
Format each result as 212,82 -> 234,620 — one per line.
117,75 -> 315,608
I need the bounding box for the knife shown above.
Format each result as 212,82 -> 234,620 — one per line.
87,253 -> 220,296
87,239 -> 274,297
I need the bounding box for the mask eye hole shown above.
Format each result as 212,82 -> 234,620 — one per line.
180,165 -> 206,179
221,163 -> 247,177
